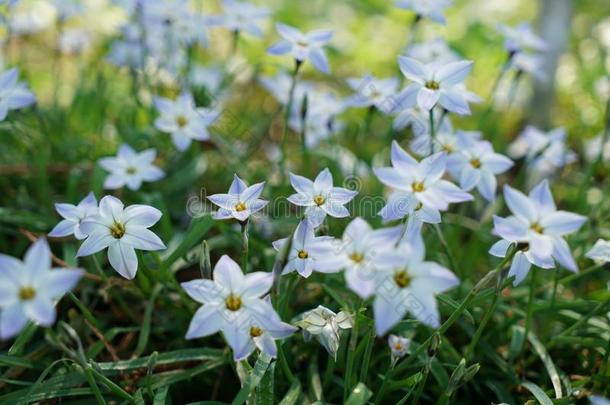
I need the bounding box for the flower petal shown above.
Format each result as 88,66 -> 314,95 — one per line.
107,242 -> 138,279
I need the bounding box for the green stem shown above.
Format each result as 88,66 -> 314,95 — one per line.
550,269 -> 560,309
280,61 -> 301,183
344,302 -> 362,401
240,220 -> 249,273
522,267 -> 538,355
428,109 -> 435,143
465,282 -> 504,360
359,327 -> 375,383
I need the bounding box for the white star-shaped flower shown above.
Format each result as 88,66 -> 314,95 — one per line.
446,133 -> 514,201
207,0 -> 270,38
154,92 -> 220,151
0,239 -> 83,339
394,0 -> 452,24
77,196 -> 166,280
0,68 -> 36,121
397,56 -> 475,115
208,175 -> 268,222
373,240 -> 459,334
272,219 -> 341,278
267,23 -> 333,74
375,141 -> 473,224
181,255 -> 295,361
288,168 -> 358,227
49,192 -> 98,240
99,144 -> 165,191
490,180 -> 587,285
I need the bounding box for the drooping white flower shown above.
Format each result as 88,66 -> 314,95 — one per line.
154,92 -> 220,151
267,23 -> 333,74
397,56 -> 475,115
388,334 -> 411,360
272,220 -> 341,278
373,240 -> 459,334
375,141 -> 472,225
208,174 -> 268,222
586,240 -> 610,263
206,0 -> 270,38
394,0 -> 452,25
0,239 -> 83,339
508,126 -> 577,182
181,255 -> 295,361
295,305 -> 352,359
99,144 -> 165,191
77,196 -> 166,280
497,23 -> 548,55
288,168 -> 358,227
0,68 -> 36,121
489,180 -> 587,286
345,75 -> 401,114
49,192 -> 98,240
446,133 -> 514,201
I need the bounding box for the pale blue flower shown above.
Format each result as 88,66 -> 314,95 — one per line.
181,255 -> 295,361
0,239 -> 83,339
77,196 -> 166,280
267,23 -> 333,74
490,180 -> 587,285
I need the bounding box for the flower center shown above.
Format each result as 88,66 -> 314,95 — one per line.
298,250 -> 309,259
411,182 -> 425,193
19,286 -> 36,301
424,80 -> 440,90
394,342 -> 403,350
234,202 -> 247,212
393,270 -> 412,288
349,252 -> 364,263
313,195 -> 326,206
442,144 -> 454,153
110,222 -> 126,239
249,326 -> 263,337
470,158 -> 481,169
126,166 -> 137,175
530,223 -> 543,234
296,40 -> 308,47
176,115 -> 188,128
225,294 -> 242,311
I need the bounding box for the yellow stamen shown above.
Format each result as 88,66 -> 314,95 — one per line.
298,250 -> 309,259
470,158 -> 481,169
424,80 -> 440,90
412,182 -> 425,193
349,252 -> 364,263
126,167 -> 137,175
250,326 -> 263,337
110,222 -> 125,239
176,115 -> 188,128
393,270 -> 412,288
225,294 -> 242,311
19,286 -> 36,301
530,223 -> 543,234
313,195 -> 325,206
235,202 -> 247,212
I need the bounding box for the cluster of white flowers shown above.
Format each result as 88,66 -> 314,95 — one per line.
0,0 -> 602,375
